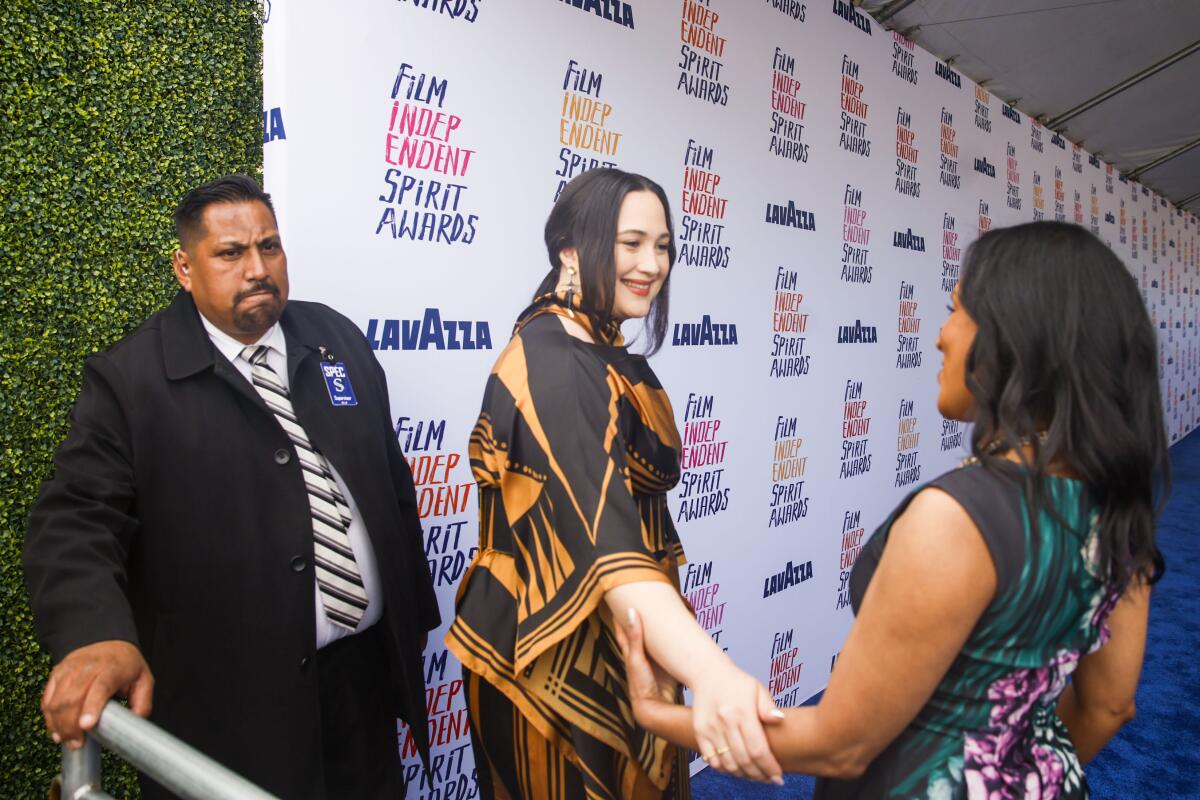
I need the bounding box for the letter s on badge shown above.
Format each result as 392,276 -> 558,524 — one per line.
321,361 -> 358,406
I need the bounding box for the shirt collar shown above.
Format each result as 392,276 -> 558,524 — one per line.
198,313 -> 288,364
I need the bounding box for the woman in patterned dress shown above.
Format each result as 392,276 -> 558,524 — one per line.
618,221 -> 1169,798
446,168 -> 785,799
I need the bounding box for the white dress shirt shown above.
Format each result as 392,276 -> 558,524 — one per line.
200,315 -> 383,648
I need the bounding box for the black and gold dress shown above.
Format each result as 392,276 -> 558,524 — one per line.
446,292 -> 690,799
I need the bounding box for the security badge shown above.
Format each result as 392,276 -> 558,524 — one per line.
318,346 -> 358,407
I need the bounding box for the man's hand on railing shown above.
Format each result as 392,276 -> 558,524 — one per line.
42,640 -> 154,750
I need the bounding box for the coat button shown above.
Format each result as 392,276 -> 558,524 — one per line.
290,555 -> 306,572
299,655 -> 311,671
274,448 -> 290,465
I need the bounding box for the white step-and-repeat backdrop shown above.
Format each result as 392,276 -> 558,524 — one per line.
262,1 -> 1198,795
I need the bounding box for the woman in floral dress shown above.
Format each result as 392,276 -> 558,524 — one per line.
617,221 -> 1169,798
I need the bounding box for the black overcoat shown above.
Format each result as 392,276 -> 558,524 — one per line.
25,291 -> 440,798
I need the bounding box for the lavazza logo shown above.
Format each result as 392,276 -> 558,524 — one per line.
672,315 -> 739,346
366,309 -> 492,351
762,559 -> 814,598
892,228 -> 926,251
262,106 -> 286,143
837,319 -> 878,344
934,61 -> 961,88
831,0 -> 871,34
765,199 -> 817,231
558,0 -> 636,29
974,156 -> 996,178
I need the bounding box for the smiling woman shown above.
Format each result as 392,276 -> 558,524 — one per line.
445,168 -> 787,799
607,190 -> 672,322
534,168 -> 676,354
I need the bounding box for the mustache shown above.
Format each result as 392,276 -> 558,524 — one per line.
234,280 -> 280,304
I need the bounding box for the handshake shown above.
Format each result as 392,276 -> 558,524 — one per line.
616,605 -> 790,786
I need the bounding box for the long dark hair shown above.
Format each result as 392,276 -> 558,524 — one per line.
536,168 -> 675,354
958,221 -> 1168,591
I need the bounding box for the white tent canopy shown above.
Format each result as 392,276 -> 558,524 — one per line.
862,0 -> 1200,210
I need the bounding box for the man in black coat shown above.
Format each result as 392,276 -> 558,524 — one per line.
24,175 -> 439,798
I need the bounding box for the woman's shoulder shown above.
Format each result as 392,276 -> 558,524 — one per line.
514,309 -> 569,339
489,312 -> 573,370
918,462 -> 1025,535
511,311 -> 602,356
915,463 -> 1043,592
923,460 -> 1091,529
487,312 -> 612,402
873,464 -> 1012,529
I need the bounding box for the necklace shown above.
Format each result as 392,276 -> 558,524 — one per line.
959,431 -> 1050,468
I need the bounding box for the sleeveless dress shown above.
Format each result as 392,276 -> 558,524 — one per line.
815,462 -> 1118,799
446,293 -> 691,799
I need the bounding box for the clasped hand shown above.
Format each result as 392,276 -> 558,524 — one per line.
617,610 -> 784,784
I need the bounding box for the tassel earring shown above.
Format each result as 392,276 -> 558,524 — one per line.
565,264 -> 578,318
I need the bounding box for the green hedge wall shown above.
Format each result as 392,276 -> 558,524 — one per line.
1,2 -> 262,794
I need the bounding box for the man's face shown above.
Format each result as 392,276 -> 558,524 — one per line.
173,200 -> 289,344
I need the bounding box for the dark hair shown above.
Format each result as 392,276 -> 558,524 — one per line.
958,221 -> 1168,591
173,174 -> 276,248
536,168 -> 675,354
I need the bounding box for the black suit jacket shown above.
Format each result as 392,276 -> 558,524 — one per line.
25,291 -> 440,798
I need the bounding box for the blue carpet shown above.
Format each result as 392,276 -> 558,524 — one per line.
692,431 -> 1200,799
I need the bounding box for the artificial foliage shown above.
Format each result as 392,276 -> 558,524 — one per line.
0,2 -> 262,794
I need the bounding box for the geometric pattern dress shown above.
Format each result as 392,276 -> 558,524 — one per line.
816,462 -> 1120,799
447,292 -> 691,799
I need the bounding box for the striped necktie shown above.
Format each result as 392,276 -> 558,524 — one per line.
243,345 -> 368,630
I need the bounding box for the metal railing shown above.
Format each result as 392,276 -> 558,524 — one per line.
57,701 -> 280,800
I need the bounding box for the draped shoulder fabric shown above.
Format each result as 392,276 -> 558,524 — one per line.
447,293 -> 690,798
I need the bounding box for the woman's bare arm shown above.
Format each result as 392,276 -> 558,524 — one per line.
620,488 -> 997,778
605,582 -> 784,783
1056,578 -> 1149,762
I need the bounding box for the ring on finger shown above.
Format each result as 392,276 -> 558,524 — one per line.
714,745 -> 730,756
